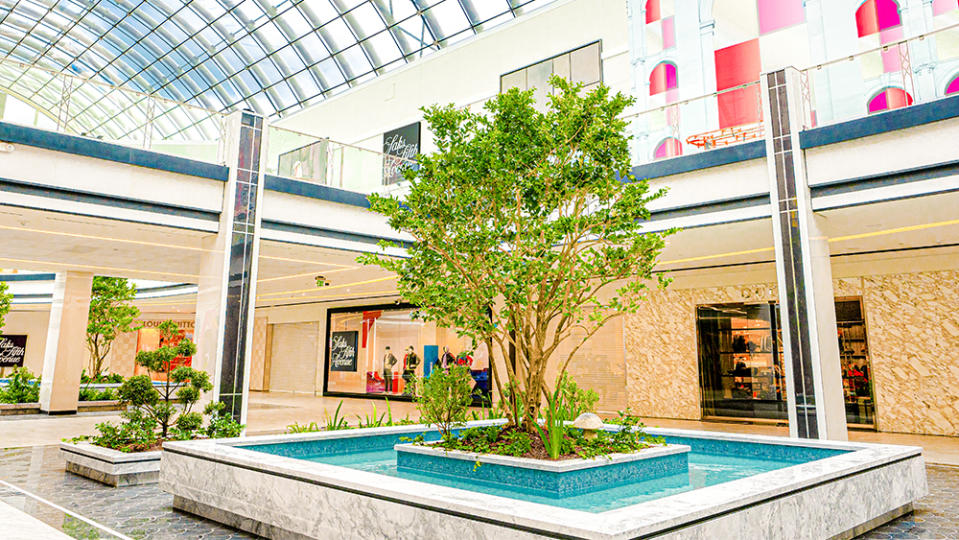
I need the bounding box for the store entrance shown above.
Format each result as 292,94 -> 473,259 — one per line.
696,298 -> 876,427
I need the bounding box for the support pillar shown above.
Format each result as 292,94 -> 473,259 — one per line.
193,111 -> 266,424
39,272 -> 93,414
762,68 -> 847,441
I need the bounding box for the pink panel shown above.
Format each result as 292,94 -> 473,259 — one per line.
933,0 -> 959,16
881,46 -> 901,73
857,1 -> 880,37
879,24 -> 902,44
875,0 -> 902,31
665,103 -> 680,125
718,85 -> 762,128
715,39 -> 761,91
646,0 -> 661,23
654,138 -> 682,159
757,0 -> 805,35
947,76 -> 959,94
665,87 -> 680,103
662,17 -> 676,49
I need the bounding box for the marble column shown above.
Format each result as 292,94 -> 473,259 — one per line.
193,110 -> 266,424
39,271 -> 93,414
761,68 -> 847,441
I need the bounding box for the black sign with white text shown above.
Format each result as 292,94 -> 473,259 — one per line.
382,122 -> 420,185
330,331 -> 359,372
0,335 -> 27,367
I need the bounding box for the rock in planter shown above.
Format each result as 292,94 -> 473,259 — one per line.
60,441 -> 161,487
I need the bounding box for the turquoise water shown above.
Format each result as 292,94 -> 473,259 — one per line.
244,432 -> 847,513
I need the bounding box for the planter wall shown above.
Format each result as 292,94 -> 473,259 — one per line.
60,441 -> 161,487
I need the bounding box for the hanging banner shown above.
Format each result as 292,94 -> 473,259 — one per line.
0,335 -> 27,368
382,122 -> 420,185
330,331 -> 359,372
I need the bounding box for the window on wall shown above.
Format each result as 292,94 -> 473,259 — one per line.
855,0 -> 902,38
653,137 -> 682,159
711,0 -> 807,129
500,41 -> 602,104
948,74 -> 959,95
649,61 -> 678,96
645,0 -> 675,54
867,86 -> 914,113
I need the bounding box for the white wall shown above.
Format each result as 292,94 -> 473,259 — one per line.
274,0 -> 631,153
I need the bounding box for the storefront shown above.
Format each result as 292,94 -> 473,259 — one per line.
696,298 -> 875,427
132,320 -> 195,380
322,303 -> 491,401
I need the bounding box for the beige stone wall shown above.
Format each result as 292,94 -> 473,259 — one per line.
849,272 -> 959,437
624,282 -> 779,421
623,270 -> 959,437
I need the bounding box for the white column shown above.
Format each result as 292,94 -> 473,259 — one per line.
39,272 -> 93,414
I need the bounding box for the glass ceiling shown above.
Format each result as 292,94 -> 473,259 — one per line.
0,0 -> 557,130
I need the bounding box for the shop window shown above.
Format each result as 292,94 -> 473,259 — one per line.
324,304 -> 491,402
653,137 -> 682,159
134,320 -> 194,380
867,86 -> 913,113
757,0 -> 805,35
696,299 -> 876,426
856,0 -> 901,38
947,74 -> 959,95
500,41 -> 602,97
714,39 -> 762,128
649,61 -> 678,96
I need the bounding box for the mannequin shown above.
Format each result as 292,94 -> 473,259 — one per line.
439,346 -> 455,372
383,346 -> 398,393
402,345 -> 420,395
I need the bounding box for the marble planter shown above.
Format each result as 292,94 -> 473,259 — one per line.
395,442 -> 690,497
161,423 -> 927,540
0,401 -> 125,415
60,441 -> 161,487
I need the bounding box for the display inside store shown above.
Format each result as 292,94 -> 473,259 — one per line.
324,304 -> 491,401
697,298 -> 876,425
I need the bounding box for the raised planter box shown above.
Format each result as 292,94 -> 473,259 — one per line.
395,442 -> 690,497
0,401 -> 126,416
60,441 -> 160,487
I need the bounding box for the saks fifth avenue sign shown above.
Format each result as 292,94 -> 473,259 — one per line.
382,122 -> 420,185
0,335 -> 27,367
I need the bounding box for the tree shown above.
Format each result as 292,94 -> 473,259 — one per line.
86,277 -> 141,377
360,77 -> 674,433
124,320 -> 209,438
0,281 -> 11,332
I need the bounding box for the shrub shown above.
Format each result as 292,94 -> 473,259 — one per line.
553,372 -> 599,422
204,401 -> 244,438
0,368 -> 40,404
85,409 -> 158,452
413,365 -> 473,442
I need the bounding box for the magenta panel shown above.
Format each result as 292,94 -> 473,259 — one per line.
868,90 -> 889,113
869,87 -> 913,113
948,76 -> 959,95
649,62 -> 678,95
857,0 -> 901,37
662,17 -> 676,49
757,0 -> 805,34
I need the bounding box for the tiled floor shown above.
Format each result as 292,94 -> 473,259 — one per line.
0,443 -> 955,539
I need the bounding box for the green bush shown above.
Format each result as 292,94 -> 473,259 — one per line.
204,401 -> 244,438
553,373 -> 599,422
83,409 -> 158,452
0,368 -> 40,404
413,365 -> 473,442
78,387 -> 117,401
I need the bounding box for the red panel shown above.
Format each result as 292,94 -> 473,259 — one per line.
857,1 -> 880,37
646,0 -> 661,23
714,39 -> 761,91
718,85 -> 762,128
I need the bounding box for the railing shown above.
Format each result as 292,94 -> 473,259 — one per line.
0,57 -> 227,165
799,22 -> 959,130
266,125 -> 419,195
625,81 -> 765,166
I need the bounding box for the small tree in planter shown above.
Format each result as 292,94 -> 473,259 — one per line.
86,277 -> 141,378
361,77 -> 674,434
413,365 -> 474,442
123,320 -> 209,438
